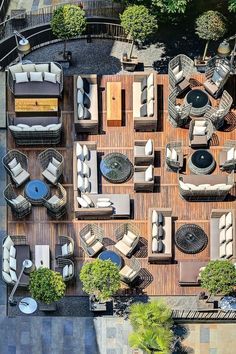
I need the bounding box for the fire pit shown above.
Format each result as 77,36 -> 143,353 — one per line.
175,224 -> 208,254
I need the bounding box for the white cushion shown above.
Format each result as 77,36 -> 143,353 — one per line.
193,126 -> 206,135
10,245 -> 16,258
9,63 -> 23,79
226,212 -> 232,228
194,120 -> 206,127
152,238 -> 158,252
47,162 -> 57,176
11,163 -> 23,177
83,231 -> 92,241
9,257 -> 16,270
147,73 -> 154,88
83,145 -> 89,160
175,70 -> 183,82
152,223 -> 158,237
122,234 -> 133,247
234,149 -> 236,160
82,162 -> 90,177
152,210 -> 158,223
219,214 -> 226,229
171,148 -> 177,162
29,71 -> 43,82
227,148 -> 234,161
179,179 -> 190,191
219,229 -> 226,244
77,90 -> 83,104
44,72 -> 57,83
147,99 -> 154,117
78,104 -> 84,119
3,247 -> 9,260
145,165 -> 153,182
63,265 -> 69,278
35,64 -> 49,72
84,177 -> 90,192
127,231 -> 137,242
22,64 -> 35,72
226,226 -> 233,243
82,194 -> 93,207
52,157 -> 61,167
220,243 -> 226,258
166,147 -> 171,159
145,139 -> 153,156
77,196 -> 89,208
10,269 -> 17,283
48,123 -> 61,131
67,242 -> 73,254
47,195 -> 60,206
97,198 -> 110,202
77,75 -> 84,90
77,175 -> 84,191
147,85 -> 154,101
9,125 -> 22,131
76,142 -> 83,160
77,159 -> 83,174
8,158 -> 17,169
96,201 -> 111,208
172,65 -> 179,75
86,235 -> 96,246
15,72 -> 29,83
3,259 -> 10,273
50,62 -> 61,83
226,241 -> 233,258
2,271 -> 12,283
3,235 -> 14,250
61,243 -> 68,256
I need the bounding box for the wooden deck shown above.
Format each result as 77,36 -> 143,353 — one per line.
6,73 -> 236,297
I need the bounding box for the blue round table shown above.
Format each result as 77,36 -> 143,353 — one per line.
25,179 -> 50,205
98,250 -> 122,269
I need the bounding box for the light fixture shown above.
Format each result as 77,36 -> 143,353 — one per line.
217,40 -> 231,57
13,30 -> 31,61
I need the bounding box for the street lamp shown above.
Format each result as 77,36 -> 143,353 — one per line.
217,34 -> 236,72
13,30 -> 31,61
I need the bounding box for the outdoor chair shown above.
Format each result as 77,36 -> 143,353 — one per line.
134,139 -> 154,165
168,87 -> 192,127
2,149 -> 30,187
168,54 -> 194,94
115,223 -> 140,257
203,90 -> 233,130
189,118 -> 214,148
79,224 -> 104,257
165,141 -> 183,172
3,183 -> 32,218
203,57 -> 231,98
119,257 -> 141,284
43,183 -> 67,219
38,148 -> 64,185
134,165 -> 154,192
55,258 -> 74,282
55,235 -> 74,259
219,140 -> 236,171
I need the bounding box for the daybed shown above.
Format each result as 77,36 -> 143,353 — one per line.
73,75 -> 98,134
148,208 -> 173,262
179,260 -> 208,286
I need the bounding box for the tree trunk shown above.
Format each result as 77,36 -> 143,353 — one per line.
63,40 -> 67,59
202,40 -> 210,61
129,40 -> 134,59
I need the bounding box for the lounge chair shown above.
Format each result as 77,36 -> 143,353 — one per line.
38,148 -> 64,185
55,235 -> 74,259
79,224 -> 104,257
2,150 -> 30,187
115,223 -> 140,257
3,183 -> 31,218
119,257 -> 141,284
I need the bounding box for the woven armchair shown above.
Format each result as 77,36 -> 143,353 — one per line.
38,148 -> 64,185
119,256 -> 141,284
203,90 -> 233,129
134,165 -> 154,192
3,183 -> 31,218
55,258 -> 74,282
55,235 -> 74,259
203,57 -> 231,98
134,140 -> 154,165
168,54 -> 194,94
43,183 -> 67,219
2,150 -> 30,187
168,88 -> 191,127
166,141 -> 183,172
79,224 -> 104,257
189,118 -> 214,148
219,140 -> 236,171
115,223 -> 140,257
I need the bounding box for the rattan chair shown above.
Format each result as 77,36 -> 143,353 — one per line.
43,183 -> 67,219
79,224 -> 104,257
38,148 -> 64,185
119,256 -> 141,284
189,118 -> 214,148
168,87 -> 192,127
165,141 -> 183,172
3,183 -> 32,218
55,258 -> 74,282
168,54 -> 194,94
2,150 -> 30,187
203,90 -> 233,129
219,140 -> 236,171
203,57 -> 231,98
55,235 -> 74,259
115,223 -> 140,257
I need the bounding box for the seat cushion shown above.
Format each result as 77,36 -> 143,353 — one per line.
42,169 -> 57,184
115,240 -> 131,256
119,265 -> 133,278
14,170 -> 30,185
88,241 -> 103,255
14,81 -> 60,97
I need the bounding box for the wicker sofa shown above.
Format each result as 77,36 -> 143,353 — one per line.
8,62 -> 63,97
148,208 -> 173,262
132,72 -> 157,131
73,75 -> 98,134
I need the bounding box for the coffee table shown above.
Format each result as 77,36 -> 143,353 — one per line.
98,250 -> 122,269
189,150 -> 215,174
106,82 -> 122,127
35,245 -> 50,269
185,89 -> 209,116
175,224 -> 208,254
100,153 -> 133,183
15,98 -> 58,113
25,179 -> 50,205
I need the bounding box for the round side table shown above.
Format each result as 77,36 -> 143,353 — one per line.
19,297 -> 37,314
24,179 -> 50,205
189,150 -> 215,175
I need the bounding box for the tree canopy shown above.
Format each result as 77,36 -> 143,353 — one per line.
228,0 -> 236,12
200,260 -> 236,295
195,10 -> 227,42
152,0 -> 190,13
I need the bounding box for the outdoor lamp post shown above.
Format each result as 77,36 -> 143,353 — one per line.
13,30 -> 31,61
217,34 -> 236,73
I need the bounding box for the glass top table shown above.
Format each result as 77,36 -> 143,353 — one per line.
100,153 -> 133,183
189,149 -> 215,174
185,89 -> 209,116
98,250 -> 122,269
175,224 -> 208,254
25,179 -> 50,205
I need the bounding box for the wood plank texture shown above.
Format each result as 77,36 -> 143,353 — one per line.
15,98 -> 58,112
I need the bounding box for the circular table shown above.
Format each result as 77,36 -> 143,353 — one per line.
189,150 -> 215,174
185,89 -> 209,116
98,250 -> 122,269
219,296 -> 236,311
19,297 -> 38,314
100,153 -> 133,183
25,179 -> 50,205
175,224 -> 208,254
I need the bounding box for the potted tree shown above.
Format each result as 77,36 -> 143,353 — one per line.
195,10 -> 227,71
120,5 -> 158,71
29,268 -> 66,308
50,4 -> 86,63
80,259 -> 120,304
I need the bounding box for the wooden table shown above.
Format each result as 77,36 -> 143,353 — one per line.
15,98 -> 58,113
106,82 -> 122,127
35,245 -> 50,269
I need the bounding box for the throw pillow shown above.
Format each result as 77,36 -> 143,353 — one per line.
145,139 -> 153,156
10,269 -> 17,283
29,72 -> 43,82
158,213 -> 164,225
83,145 -> 90,160
127,231 -> 137,242
77,175 -> 84,192
22,64 -> 35,72
61,243 -> 68,256
234,149 -> 236,160
63,265 -> 69,279
77,75 -> 84,90
152,238 -> 158,253
15,72 -> 29,83
76,142 -> 83,160
2,271 -> 12,284
9,257 -> 16,271
158,225 -> 165,238
122,234 -> 133,247
83,78 -> 90,94
225,212 -> 232,228
68,242 -> 73,254
17,124 -> 30,129
10,245 -> 16,258
96,201 -> 111,208
141,88 -> 147,104
84,177 -> 90,193
77,159 -> 83,174
226,241 -> 233,258
9,63 -> 23,79
11,163 -> 23,177
226,226 -> 233,243
35,63 -> 49,72
141,77 -> 147,91
175,70 -> 183,83
227,147 -> 234,161
219,214 -> 226,229
219,228 -> 226,244
3,259 -> 10,273
166,147 -> 171,159
140,104 -> 147,117
193,126 -> 206,136
147,99 -> 154,117
97,198 -> 110,202
82,194 -> 94,207
47,162 -> 57,176
50,62 -> 61,83
3,235 -> 14,250
83,93 -> 91,109
83,107 -> 91,120
77,90 -> 83,104
171,148 -> 178,162
147,85 -> 154,102
145,165 -> 153,182
44,72 -> 57,83
8,125 -> 22,131
8,158 -> 17,169
147,73 -> 154,88
152,210 -> 158,223
172,65 -> 179,75
68,264 -> 73,276
3,247 -> 9,260
82,162 -> 90,177
86,235 -> 96,246
152,223 -> 158,237
52,157 -> 61,167
78,104 -> 84,120
157,240 -> 164,253
219,242 -> 226,258
77,196 -> 89,208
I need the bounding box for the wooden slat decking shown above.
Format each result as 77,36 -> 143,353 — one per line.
6,73 -> 236,296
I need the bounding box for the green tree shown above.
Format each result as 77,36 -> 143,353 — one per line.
228,0 -> 236,12
152,0 -> 190,13
128,301 -> 174,354
120,5 -> 158,58
79,259 -> 121,302
50,4 -> 86,58
201,260 -> 236,296
29,268 -> 66,304
195,10 -> 227,61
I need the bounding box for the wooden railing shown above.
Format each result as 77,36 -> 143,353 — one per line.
173,309 -> 236,321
